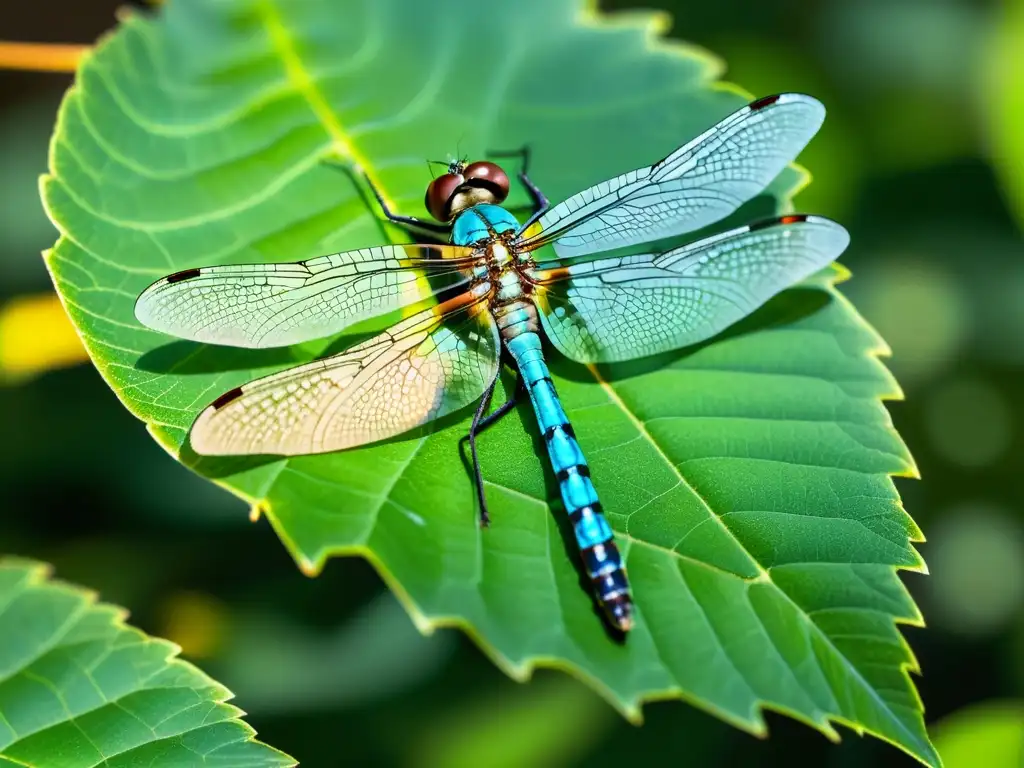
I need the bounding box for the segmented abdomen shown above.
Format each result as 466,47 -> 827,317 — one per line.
503,330 -> 634,631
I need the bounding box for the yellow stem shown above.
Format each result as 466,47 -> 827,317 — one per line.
0,41 -> 88,73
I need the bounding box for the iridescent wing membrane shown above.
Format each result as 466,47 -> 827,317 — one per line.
135,243 -> 494,455
190,290 -> 499,456
516,92 -> 849,363
517,93 -> 826,257
527,214 -> 848,363
135,244 -> 478,348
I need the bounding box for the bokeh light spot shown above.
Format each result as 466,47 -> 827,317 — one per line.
847,258 -> 971,388
924,377 -> 1013,467
157,590 -> 229,659
925,504 -> 1024,638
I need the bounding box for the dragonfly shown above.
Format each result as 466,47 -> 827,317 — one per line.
135,92 -> 849,633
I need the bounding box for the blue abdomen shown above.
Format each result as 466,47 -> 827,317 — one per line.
504,331 -> 634,631
452,204 -> 520,246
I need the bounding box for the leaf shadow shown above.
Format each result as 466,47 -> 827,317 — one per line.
136,340 -> 302,375
178,440 -> 284,479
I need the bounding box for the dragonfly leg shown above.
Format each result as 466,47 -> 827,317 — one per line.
460,373 -> 525,527
322,157 -> 452,241
487,146 -> 550,217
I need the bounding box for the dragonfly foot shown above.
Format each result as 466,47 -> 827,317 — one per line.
461,375 -> 523,530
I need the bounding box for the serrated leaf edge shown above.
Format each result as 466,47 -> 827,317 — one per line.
0,557 -> 297,767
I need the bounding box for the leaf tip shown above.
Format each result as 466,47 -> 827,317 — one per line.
786,160 -> 815,203
578,0 -> 726,83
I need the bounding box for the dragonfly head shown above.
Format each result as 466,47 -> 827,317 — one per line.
425,160 -> 510,222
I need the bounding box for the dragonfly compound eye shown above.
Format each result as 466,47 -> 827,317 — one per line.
464,161 -> 512,204
462,161 -> 510,204
424,172 -> 465,221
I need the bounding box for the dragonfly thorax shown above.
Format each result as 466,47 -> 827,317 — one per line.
451,203 -> 521,246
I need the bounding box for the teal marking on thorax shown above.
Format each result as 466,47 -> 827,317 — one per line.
451,204 -> 521,246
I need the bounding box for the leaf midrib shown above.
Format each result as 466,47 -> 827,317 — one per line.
256,0 -> 394,207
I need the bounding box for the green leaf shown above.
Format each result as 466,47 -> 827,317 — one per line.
931,700 -> 1024,768
984,0 -> 1024,229
0,557 -> 294,767
41,0 -> 935,764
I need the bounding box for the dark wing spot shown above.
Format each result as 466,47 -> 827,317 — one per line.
779,214 -> 808,225
749,213 -> 809,231
165,268 -> 202,284
211,386 -> 244,409
749,94 -> 782,111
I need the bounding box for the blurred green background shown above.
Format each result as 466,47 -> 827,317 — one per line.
2,0 -> 1023,765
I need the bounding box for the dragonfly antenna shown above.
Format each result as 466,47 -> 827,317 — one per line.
425,158 -> 448,178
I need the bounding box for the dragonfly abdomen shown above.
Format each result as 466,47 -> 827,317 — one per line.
492,297 -> 539,339
504,331 -> 634,632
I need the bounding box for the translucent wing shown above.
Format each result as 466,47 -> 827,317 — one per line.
135,244 -> 479,348
529,214 -> 849,363
517,93 -> 825,258
189,288 -> 499,456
